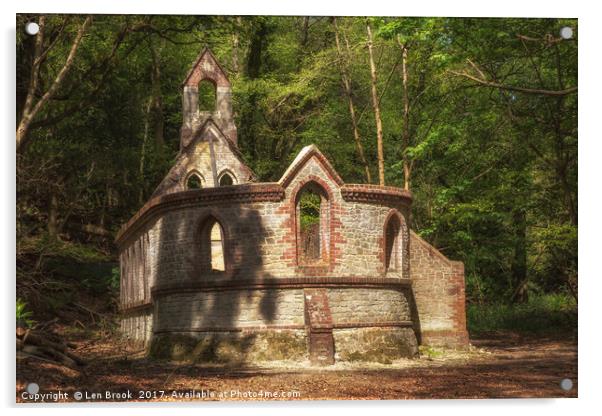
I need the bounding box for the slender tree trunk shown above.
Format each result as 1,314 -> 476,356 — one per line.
366,21 -> 385,186
231,16 -> 242,74
47,192 -> 59,238
139,97 -> 153,205
559,169 -> 577,226
17,16 -> 92,154
397,37 -> 411,190
333,18 -> 371,183
510,209 -> 528,303
301,17 -> 310,46
149,42 -> 164,148
243,19 -> 268,160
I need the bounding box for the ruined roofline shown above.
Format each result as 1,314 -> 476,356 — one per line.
116,144 -> 412,246
115,182 -> 412,247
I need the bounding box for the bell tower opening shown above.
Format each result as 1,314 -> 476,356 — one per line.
198,79 -> 216,112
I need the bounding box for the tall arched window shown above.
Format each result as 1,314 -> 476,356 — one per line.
385,215 -> 401,273
198,79 -> 216,112
209,222 -> 225,271
296,182 -> 330,264
198,216 -> 226,272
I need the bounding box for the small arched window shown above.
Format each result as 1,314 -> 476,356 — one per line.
198,79 -> 216,112
385,215 -> 401,273
186,173 -> 203,189
296,182 -> 330,264
199,216 -> 226,272
218,172 -> 235,187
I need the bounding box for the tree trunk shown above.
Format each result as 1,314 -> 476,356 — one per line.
231,16 -> 242,74
47,192 -> 59,238
366,21 -> 385,186
333,18 -> 371,183
149,43 -> 164,148
242,19 -> 268,160
510,209 -> 528,303
17,16 -> 92,154
397,38 -> 411,191
139,97 -> 153,205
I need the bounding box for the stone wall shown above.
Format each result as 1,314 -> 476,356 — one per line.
117,146 -> 467,362
120,308 -> 153,345
153,289 -> 305,332
410,231 -> 468,346
150,330 -> 309,362
326,288 -> 413,324
147,285 -> 418,363
118,149 -> 414,295
333,328 -> 418,363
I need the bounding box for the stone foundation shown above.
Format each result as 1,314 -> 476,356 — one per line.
333,327 -> 418,363
149,330 -> 308,362
120,309 -> 153,345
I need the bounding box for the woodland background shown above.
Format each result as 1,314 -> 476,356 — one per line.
16,15 -> 577,335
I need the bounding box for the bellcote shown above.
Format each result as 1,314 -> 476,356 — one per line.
180,48 -> 237,150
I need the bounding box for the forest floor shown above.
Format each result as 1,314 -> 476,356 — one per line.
16,329 -> 577,402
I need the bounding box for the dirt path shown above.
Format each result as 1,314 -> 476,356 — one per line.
16,333 -> 577,402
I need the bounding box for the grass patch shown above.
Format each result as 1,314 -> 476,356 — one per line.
467,293 -> 577,336
419,346 -> 444,359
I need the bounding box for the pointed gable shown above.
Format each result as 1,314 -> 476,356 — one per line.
151,118 -> 254,198
279,145 -> 344,189
182,47 -> 230,88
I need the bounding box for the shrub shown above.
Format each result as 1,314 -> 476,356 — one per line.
467,293 -> 577,336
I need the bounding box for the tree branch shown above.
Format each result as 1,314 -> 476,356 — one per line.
17,16 -> 92,153
449,58 -> 577,97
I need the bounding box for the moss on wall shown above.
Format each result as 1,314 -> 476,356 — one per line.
149,330 -> 308,363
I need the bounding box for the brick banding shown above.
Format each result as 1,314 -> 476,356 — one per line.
152,321 -> 413,334
150,277 -> 413,299
115,183 -> 284,246
340,184 -> 413,205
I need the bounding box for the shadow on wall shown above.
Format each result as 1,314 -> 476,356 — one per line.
150,201 -> 287,363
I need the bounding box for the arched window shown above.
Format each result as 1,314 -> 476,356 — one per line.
385,215 -> 401,273
198,79 -> 216,112
209,222 -> 225,271
198,216 -> 226,272
186,173 -> 203,189
296,182 -> 330,264
218,171 -> 235,186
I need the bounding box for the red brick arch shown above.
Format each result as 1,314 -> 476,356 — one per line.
288,175 -> 339,274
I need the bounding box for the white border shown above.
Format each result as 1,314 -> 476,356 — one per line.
2,0 -> 597,415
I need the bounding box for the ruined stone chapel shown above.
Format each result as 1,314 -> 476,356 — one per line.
116,48 -> 468,365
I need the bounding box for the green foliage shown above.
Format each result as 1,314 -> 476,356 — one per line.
16,15 -> 577,309
467,293 -> 577,335
299,191 -> 321,231
419,345 -> 444,359
109,266 -> 121,291
16,298 -> 35,327
19,234 -> 109,263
